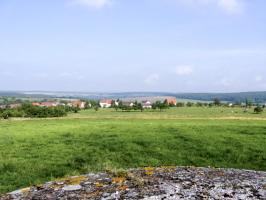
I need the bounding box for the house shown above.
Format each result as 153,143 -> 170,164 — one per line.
122,102 -> 135,107
0,105 -> 7,109
32,102 -> 58,107
67,102 -> 73,107
71,100 -> 86,109
165,97 -> 177,105
100,99 -> 112,108
32,102 -> 41,106
58,103 -> 66,106
40,102 -> 58,107
142,100 -> 152,109
9,103 -> 22,109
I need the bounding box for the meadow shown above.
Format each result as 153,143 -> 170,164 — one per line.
0,107 -> 266,193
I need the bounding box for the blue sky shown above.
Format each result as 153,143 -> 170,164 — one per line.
0,0 -> 266,92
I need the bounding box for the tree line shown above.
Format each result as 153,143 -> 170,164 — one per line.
111,100 -> 170,112
0,103 -> 79,119
84,98 -> 264,114
1,98 -> 264,119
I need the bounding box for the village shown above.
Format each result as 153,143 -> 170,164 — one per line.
1,95 -> 266,112
0,96 -> 178,110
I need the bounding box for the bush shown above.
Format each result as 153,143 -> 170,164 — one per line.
94,106 -> 99,111
213,98 -> 221,106
186,102 -> 194,107
1,111 -> 9,119
0,103 -> 74,119
176,102 -> 185,107
196,102 -> 203,107
19,104 -> 67,118
151,101 -> 169,111
73,107 -> 80,113
254,106 -> 263,114
0,109 -> 24,118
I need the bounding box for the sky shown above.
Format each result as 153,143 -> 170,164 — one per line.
0,0 -> 266,93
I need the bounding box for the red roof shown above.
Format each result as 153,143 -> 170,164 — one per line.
71,101 -> 85,108
166,97 -> 177,105
40,102 -> 57,107
100,99 -> 112,104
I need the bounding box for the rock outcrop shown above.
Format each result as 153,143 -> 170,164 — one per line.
1,167 -> 266,200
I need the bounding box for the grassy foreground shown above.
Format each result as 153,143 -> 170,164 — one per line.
0,107 -> 266,193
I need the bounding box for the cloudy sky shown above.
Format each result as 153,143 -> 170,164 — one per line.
0,0 -> 266,92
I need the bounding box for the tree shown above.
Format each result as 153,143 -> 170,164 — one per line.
118,101 -> 123,109
245,99 -> 252,108
186,102 -> 194,107
152,101 -> 168,112
196,102 -> 203,107
84,101 -> 92,109
213,98 -> 221,106
114,104 -> 119,111
169,102 -> 175,107
132,101 -> 138,110
176,102 -> 185,107
73,107 -> 80,113
88,100 -> 99,108
254,106 -> 263,114
94,105 -> 99,111
137,103 -> 143,112
163,99 -> 170,109
152,103 -> 157,110
1,111 -> 9,119
111,100 -> 116,108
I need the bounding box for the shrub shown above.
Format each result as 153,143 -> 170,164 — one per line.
196,102 -> 203,107
20,104 -> 67,118
94,106 -> 99,111
1,111 -> 9,119
176,102 -> 185,107
213,98 -> 221,106
186,102 -> 194,107
254,106 -> 263,114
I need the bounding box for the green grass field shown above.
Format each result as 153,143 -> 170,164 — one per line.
0,107 -> 266,193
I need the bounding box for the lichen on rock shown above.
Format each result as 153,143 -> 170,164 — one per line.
1,167 -> 265,200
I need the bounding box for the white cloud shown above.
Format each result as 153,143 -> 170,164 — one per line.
59,72 -> 85,80
175,65 -> 194,76
255,75 -> 263,82
69,0 -> 112,9
174,0 -> 243,14
34,73 -> 48,78
212,49 -> 266,56
59,72 -> 72,77
1,71 -> 16,77
77,75 -> 85,80
217,0 -> 243,14
220,78 -> 232,86
144,73 -> 159,86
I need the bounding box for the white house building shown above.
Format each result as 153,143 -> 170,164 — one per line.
100,99 -> 112,108
142,101 -> 152,109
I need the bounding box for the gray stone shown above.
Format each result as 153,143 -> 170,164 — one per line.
1,167 -> 266,200
62,185 -> 82,191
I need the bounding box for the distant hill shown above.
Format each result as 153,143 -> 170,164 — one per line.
1,91 -> 266,103
174,92 -> 266,103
